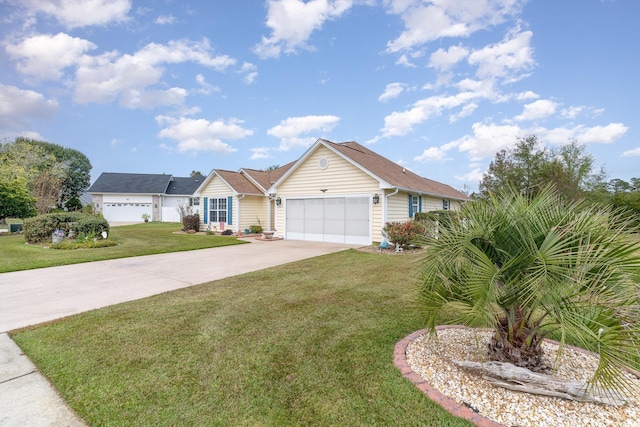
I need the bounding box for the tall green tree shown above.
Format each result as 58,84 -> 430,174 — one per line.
0,138 -> 91,210
417,187 -> 640,397
0,178 -> 36,221
479,136 -> 598,200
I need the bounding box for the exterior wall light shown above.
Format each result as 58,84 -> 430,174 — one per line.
276,197 -> 282,206
373,193 -> 380,205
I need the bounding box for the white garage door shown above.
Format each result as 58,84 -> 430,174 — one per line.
286,197 -> 370,245
103,203 -> 152,222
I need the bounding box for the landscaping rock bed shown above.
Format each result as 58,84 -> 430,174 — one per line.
405,326 -> 640,427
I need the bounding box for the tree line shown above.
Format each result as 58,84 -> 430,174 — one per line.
477,135 -> 640,218
0,137 -> 91,223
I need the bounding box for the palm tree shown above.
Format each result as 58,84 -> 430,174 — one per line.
417,186 -> 640,396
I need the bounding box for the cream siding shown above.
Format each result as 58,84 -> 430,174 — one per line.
274,146 -> 381,242
386,192 -> 461,223
239,196 -> 267,232
386,191 -> 411,223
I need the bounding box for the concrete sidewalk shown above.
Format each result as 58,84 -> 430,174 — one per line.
0,239 -> 355,426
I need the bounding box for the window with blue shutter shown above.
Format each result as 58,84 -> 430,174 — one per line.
227,196 -> 233,225
419,195 -> 422,213
408,194 -> 413,218
203,197 -> 209,223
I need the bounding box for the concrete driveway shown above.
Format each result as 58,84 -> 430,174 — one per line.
0,238 -> 356,426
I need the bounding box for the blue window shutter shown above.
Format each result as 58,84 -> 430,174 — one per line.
419,196 -> 422,213
203,197 -> 208,223
227,196 -> 233,225
408,195 -> 413,218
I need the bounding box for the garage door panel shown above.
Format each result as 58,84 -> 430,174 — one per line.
103,203 -> 151,222
285,197 -> 370,244
345,197 -> 369,237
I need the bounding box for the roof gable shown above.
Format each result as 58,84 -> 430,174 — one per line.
269,139 -> 469,200
214,170 -> 263,195
327,140 -> 468,200
241,162 -> 295,192
88,173 -> 173,194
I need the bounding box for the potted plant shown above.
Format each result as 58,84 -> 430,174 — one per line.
141,213 -> 150,222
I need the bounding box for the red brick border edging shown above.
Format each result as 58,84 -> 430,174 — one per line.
394,327 -> 506,427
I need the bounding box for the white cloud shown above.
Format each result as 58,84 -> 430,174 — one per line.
514,99 -> 558,122
414,146 -> 451,162
375,90 -> 481,139
0,84 -> 59,132
74,39 -> 236,107
19,0 -> 131,28
429,44 -> 469,71
194,74 -> 220,95
250,147 -> 272,160
395,54 -> 417,68
449,102 -> 478,122
6,32 -> 96,81
385,0 -> 525,53
455,167 -> 484,183
575,123 -> 628,144
267,115 -> 340,150
451,122 -> 523,160
560,105 -> 583,119
156,116 -> 253,153
155,15 -> 176,25
253,0 -> 353,58
622,147 -> 640,157
516,91 -> 539,101
468,28 -> 534,82
239,62 -> 259,85
378,83 -> 406,102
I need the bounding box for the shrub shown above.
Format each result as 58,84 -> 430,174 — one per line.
249,224 -> 263,234
182,214 -> 200,232
416,210 -> 461,236
24,212 -> 85,243
70,216 -> 109,238
382,221 -> 426,247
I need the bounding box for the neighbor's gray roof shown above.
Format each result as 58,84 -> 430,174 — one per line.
88,173 -> 172,194
165,176 -> 204,195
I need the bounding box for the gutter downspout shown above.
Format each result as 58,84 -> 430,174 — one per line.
236,194 -> 245,232
383,188 -> 399,224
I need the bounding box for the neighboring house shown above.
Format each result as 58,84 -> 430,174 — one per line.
194,139 -> 468,244
88,173 -> 203,222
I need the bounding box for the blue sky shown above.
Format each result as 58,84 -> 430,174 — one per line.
1,0 -> 638,192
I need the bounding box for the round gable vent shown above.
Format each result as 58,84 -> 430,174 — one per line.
319,157 -> 329,170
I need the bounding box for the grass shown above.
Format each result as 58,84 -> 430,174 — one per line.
11,250 -> 472,426
0,222 -> 246,273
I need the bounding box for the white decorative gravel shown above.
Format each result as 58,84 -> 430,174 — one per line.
405,327 -> 640,427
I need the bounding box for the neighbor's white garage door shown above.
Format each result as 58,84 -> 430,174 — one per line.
103,203 -> 152,222
286,197 -> 370,245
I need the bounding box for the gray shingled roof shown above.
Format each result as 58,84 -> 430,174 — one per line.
165,176 -> 204,195
88,173 -> 173,194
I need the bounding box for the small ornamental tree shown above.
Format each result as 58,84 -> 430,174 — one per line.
382,221 -> 425,247
417,186 -> 640,398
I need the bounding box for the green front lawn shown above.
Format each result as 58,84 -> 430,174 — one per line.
0,222 -> 246,273
12,250 -> 472,426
